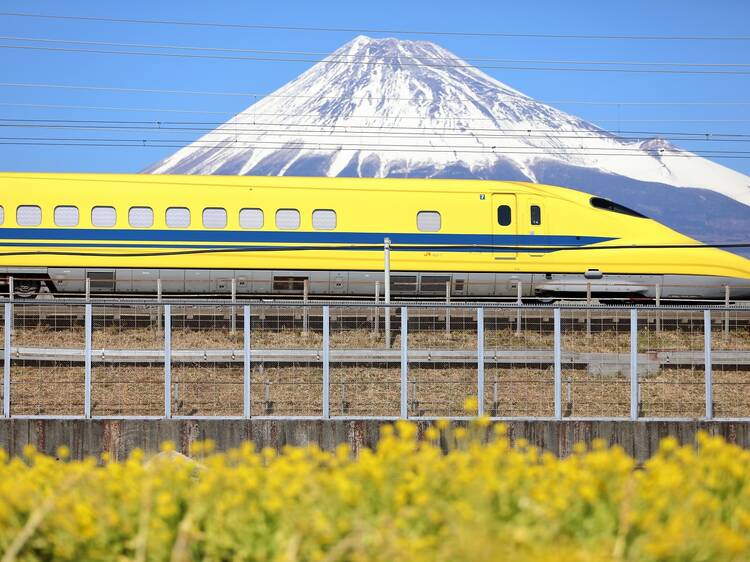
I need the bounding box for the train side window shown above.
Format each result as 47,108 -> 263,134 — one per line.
312,209 -> 336,230
129,206 -> 153,228
497,205 -> 512,226
166,207 -> 191,228
530,205 -> 541,226
202,208 -> 227,229
416,211 -> 441,232
276,209 -> 300,230
0,206 -> 4,225
92,206 -> 116,227
54,206 -> 79,227
17,205 -> 41,226
239,208 -> 264,229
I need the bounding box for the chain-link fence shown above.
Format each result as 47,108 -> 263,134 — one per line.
0,299 -> 748,420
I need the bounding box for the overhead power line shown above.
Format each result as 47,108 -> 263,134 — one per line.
2,82 -> 750,111
1,118 -> 749,142
1,35 -> 748,68
2,12 -> 750,41
2,135 -> 749,159
3,42 -> 750,75
0,114 -> 750,141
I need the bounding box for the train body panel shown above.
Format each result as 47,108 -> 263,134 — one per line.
0,173 -> 748,299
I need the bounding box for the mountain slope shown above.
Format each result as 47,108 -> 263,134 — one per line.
146,35 -> 750,245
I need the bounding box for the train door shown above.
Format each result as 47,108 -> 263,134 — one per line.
492,194 -> 517,259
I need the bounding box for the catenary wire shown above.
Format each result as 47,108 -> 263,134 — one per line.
1,35 -> 748,68
1,120 -> 749,143
3,82 -> 750,110
1,118 -> 748,140
2,12 -> 749,41
3,43 -> 750,75
2,137 -> 748,158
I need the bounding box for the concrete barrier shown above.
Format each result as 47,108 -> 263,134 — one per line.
1,420 -> 749,462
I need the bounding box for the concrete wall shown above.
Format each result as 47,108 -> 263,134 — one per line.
1,420 -> 750,462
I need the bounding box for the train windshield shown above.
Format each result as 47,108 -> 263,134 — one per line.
590,197 -> 647,218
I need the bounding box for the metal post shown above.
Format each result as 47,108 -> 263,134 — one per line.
243,305 -> 251,419
586,282 -> 592,338
384,238 -> 391,349
655,283 -> 661,333
85,276 -> 91,302
445,281 -> 451,337
374,281 -> 380,335
164,304 -> 171,419
704,309 -> 713,419
724,285 -> 730,339
302,279 -> 309,335
84,303 -> 92,418
156,278 -> 163,333
630,308 -> 638,420
553,308 -> 561,420
515,281 -> 522,337
400,306 -> 408,418
8,276 -> 12,299
230,277 -> 237,334
477,307 -> 484,416
322,306 -> 330,419
3,303 -> 11,418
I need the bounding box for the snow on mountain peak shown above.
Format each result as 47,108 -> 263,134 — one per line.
146,35 -> 750,221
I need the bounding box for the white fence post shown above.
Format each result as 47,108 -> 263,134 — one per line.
384,238 -> 391,349
704,309 -> 713,419
553,308 -> 561,420
243,305 -> 251,419
164,304 -> 171,419
84,303 -> 92,418
400,306 -> 408,418
3,302 -> 11,418
477,307 -> 484,416
323,306 -> 330,419
231,277 -> 237,335
630,308 -> 639,420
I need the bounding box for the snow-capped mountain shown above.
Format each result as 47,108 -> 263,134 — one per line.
147,35 -> 750,245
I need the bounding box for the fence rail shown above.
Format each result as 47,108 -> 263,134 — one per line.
1,299 -> 749,420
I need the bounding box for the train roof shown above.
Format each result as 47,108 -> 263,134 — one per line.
0,172 -> 590,201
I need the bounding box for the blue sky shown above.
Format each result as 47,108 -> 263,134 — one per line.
1,0 -> 749,174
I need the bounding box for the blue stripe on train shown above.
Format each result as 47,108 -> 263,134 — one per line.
0,228 -> 615,247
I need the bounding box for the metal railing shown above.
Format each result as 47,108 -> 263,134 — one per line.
0,299 -> 749,420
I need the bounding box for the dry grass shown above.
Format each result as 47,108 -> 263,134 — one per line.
7,324 -> 750,353
5,363 -> 748,419
3,319 -> 749,418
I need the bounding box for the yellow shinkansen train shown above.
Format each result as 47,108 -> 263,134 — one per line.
0,172 -> 748,300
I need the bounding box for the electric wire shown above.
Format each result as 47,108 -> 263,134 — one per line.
0,118 -> 748,142
2,12 -> 749,42
2,137 -> 748,158
3,42 -> 750,75
1,35 -> 748,68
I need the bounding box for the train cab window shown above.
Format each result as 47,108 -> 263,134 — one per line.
203,208 -> 227,229
497,205 -> 512,226
276,209 -> 300,230
92,206 -> 116,227
128,207 -> 153,228
312,209 -> 336,230
0,206 -> 4,225
416,211 -> 441,232
54,206 -> 79,227
239,208 -> 264,229
530,205 -> 541,226
166,207 -> 190,228
16,205 -> 41,226
590,197 -> 646,218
